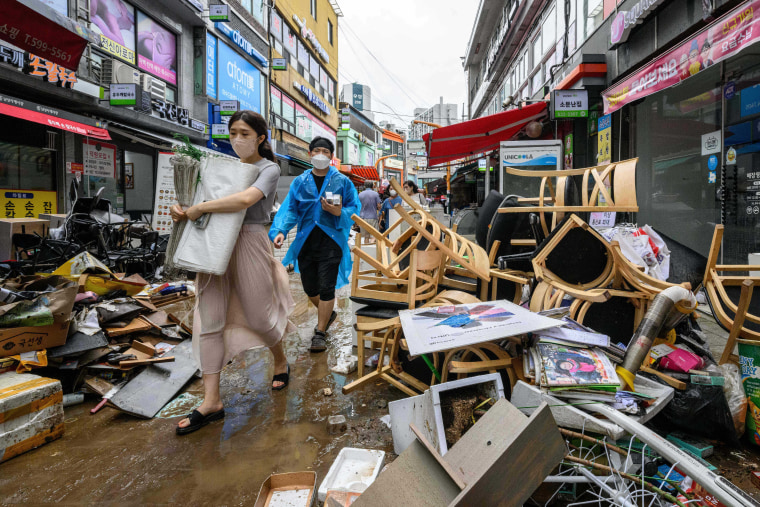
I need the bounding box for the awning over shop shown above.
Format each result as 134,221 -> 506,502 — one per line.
4,0 -> 99,71
603,0 -> 760,114
0,93 -> 110,140
423,102 -> 547,168
350,166 -> 380,180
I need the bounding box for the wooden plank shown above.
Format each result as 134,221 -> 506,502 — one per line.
130,340 -> 157,357
445,400 -> 566,507
105,318 -> 152,337
109,339 -> 197,418
410,423 -> 467,489
119,356 -> 175,368
720,279 -> 755,365
641,366 -> 686,390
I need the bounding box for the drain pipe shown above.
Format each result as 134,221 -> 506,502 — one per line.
617,285 -> 697,390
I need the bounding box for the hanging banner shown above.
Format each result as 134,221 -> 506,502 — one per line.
603,0 -> 759,114
597,114 -> 612,165
83,139 -> 116,178
151,152 -> 176,234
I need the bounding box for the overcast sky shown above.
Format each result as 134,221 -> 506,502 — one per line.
336,0 -> 479,130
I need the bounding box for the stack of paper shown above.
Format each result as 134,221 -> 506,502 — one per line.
536,343 -> 621,392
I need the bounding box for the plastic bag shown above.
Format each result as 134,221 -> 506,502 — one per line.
719,363 -> 747,438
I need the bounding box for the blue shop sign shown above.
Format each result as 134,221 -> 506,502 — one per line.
218,41 -> 261,113
741,83 -> 760,118
206,34 -> 217,99
293,81 -> 329,114
215,22 -> 268,67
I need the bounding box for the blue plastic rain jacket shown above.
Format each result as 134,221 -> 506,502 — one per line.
269,166 -> 361,289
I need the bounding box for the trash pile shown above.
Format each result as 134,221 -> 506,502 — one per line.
0,251 -> 194,463
331,172 -> 760,506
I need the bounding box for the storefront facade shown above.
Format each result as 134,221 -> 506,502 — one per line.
0,0 -> 210,223
267,0 -> 340,196
380,129 -> 405,181
336,103 -> 377,170
466,0 -> 757,264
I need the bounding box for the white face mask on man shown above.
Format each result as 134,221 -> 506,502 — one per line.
311,154 -> 330,170
231,138 -> 259,159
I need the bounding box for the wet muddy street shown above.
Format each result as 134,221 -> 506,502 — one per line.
0,275 -> 402,505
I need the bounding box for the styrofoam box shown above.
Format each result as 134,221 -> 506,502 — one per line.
430,373 -> 505,456
317,447 -> 385,502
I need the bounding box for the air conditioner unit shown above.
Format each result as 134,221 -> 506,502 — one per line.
150,78 -> 167,100
101,58 -> 140,86
139,73 -> 153,92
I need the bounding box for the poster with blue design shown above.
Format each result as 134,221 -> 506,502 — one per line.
499,140 -> 562,196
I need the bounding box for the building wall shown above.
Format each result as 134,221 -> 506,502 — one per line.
271,0 -> 340,131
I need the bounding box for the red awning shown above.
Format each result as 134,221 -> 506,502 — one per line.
352,166 -> 380,180
4,0 -> 98,71
0,100 -> 111,140
423,102 -> 547,168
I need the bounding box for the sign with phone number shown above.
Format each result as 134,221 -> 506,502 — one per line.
0,3 -> 90,71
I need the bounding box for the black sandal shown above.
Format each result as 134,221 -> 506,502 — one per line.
176,408 -> 225,435
314,311 -> 338,334
310,331 -> 327,352
272,364 -> 290,391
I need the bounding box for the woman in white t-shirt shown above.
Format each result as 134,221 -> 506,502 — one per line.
403,180 -> 427,208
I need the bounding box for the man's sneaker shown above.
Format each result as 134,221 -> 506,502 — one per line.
310,330 -> 327,352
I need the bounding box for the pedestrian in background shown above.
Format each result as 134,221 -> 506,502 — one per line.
403,180 -> 426,208
270,137 -> 360,353
358,181 -> 381,244
379,187 -> 402,232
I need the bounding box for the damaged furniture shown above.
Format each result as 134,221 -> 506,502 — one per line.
354,398 -> 565,507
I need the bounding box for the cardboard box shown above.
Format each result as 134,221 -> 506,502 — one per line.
0,278 -> 78,358
0,372 -> 64,463
38,213 -> 68,229
0,218 -> 49,260
254,472 -> 316,507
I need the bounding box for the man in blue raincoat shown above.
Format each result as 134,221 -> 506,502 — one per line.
270,137 -> 360,352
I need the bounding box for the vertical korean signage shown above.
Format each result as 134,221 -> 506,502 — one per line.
152,152 -> 176,233
206,33 -> 217,99
352,83 -> 364,110
604,0 -> 760,114
136,11 -> 177,85
597,114 -> 612,165
83,139 -> 117,178
90,0 -> 136,64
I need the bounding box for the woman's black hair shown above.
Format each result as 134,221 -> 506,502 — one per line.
228,110 -> 277,163
404,180 -> 419,193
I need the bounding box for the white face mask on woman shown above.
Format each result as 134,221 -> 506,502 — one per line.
390,190 -> 397,196
231,138 -> 259,159
311,154 -> 330,170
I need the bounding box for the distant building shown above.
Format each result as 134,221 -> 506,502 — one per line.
340,83 -> 373,120
409,98 -> 458,140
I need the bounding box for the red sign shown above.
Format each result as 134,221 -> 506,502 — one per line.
0,1 -> 90,71
603,0 -> 759,114
0,100 -> 111,140
67,162 -> 84,175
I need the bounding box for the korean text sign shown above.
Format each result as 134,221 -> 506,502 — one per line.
83,139 -> 116,178
136,11 -> 176,85
2,190 -> 57,219
90,0 -> 136,64
603,1 -> 759,114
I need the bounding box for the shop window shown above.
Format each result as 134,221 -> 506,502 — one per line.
628,65 -> 721,258
0,142 -> 55,192
543,8 -> 556,54
328,19 -> 333,45
274,39 -> 283,55
166,87 -> 176,104
310,0 -> 317,19
240,0 -> 252,14
532,34 -> 542,70
583,0 -> 604,40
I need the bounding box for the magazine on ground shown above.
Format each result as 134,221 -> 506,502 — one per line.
537,343 -> 621,391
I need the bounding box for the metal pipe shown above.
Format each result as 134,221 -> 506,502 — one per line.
617,286 -> 696,389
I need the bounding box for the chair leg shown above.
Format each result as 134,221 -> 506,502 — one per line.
720,279 -> 754,365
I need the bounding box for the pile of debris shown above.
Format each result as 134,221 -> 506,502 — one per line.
0,252 -> 195,463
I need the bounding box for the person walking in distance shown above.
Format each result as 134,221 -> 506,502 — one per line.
358,181 -> 381,244
270,137 -> 360,352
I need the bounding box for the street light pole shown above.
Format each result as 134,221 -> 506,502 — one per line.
375,154 -> 398,183
413,120 -> 451,219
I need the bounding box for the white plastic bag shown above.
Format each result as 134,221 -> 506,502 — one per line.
173,157 -> 260,275
719,363 -> 747,438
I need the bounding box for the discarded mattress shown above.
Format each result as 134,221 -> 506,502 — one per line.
0,372 -> 64,463
173,157 -> 260,275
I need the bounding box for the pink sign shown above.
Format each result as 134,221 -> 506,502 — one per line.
136,11 -> 177,85
603,1 -> 758,114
